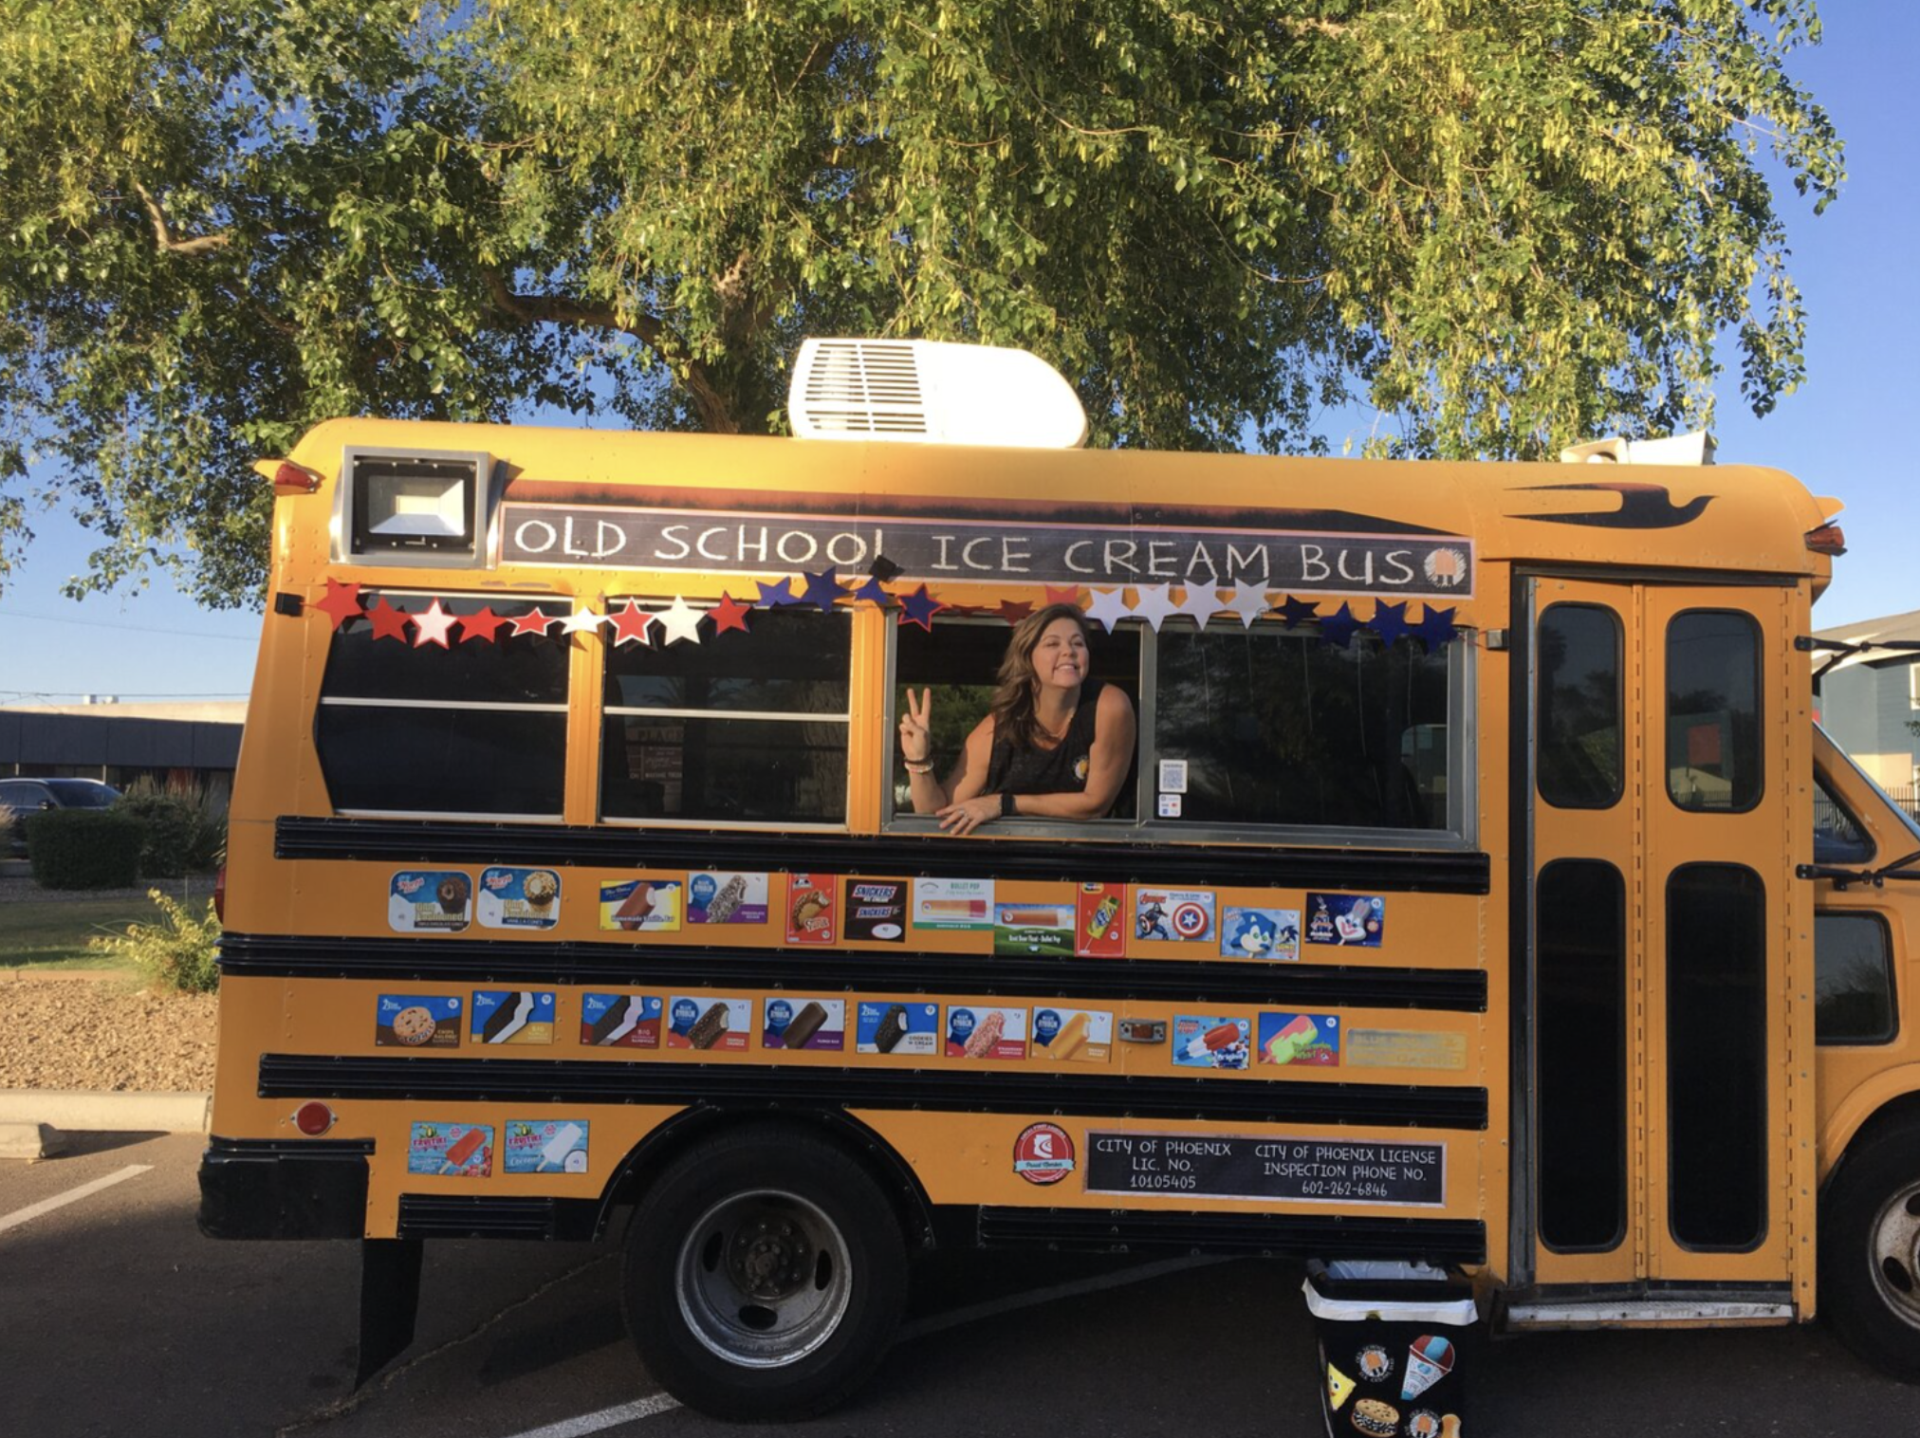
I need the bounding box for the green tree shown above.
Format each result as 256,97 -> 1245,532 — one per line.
0,0 -> 1843,605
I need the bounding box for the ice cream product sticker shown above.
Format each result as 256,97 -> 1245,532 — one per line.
407,1121 -> 492,1178
1327,1365 -> 1356,1413
1259,1012 -> 1341,1066
1307,892 -> 1384,947
375,993 -> 462,1048
1135,887 -> 1216,942
503,1119 -> 591,1174
1013,1122 -> 1076,1185
471,989 -> 556,1045
786,875 -> 837,944
1030,1007 -> 1113,1063
687,871 -> 769,925
1401,1335 -> 1456,1402
912,878 -> 995,931
1172,1014 -> 1251,1069
580,992 -> 663,1048
1355,1344 -> 1394,1383
1406,1411 -> 1443,1438
762,997 -> 845,1051
1074,883 -> 1126,957
476,867 -> 561,930
389,870 -> 471,933
600,878 -> 683,932
1346,1029 -> 1469,1071
993,902 -> 1075,957
666,996 -> 751,1051
945,1005 -> 1028,1060
1220,907 -> 1300,960
856,1001 -> 939,1055
844,881 -> 907,942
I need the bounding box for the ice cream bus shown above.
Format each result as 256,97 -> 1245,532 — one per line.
198,340 -> 1920,1430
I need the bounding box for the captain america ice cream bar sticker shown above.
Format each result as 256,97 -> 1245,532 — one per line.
375,993 -> 461,1048
1306,893 -> 1385,947
1135,888 -> 1215,942
407,1122 -> 492,1178
687,871 -> 769,924
503,1119 -> 590,1174
470,989 -> 557,1045
580,992 -> 662,1048
763,997 -> 846,1051
1220,907 -> 1299,960
477,866 -> 561,930
388,870 -> 471,932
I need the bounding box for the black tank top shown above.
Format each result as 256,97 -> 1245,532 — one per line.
986,680 -> 1106,797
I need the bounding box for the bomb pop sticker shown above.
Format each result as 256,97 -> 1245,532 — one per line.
1172,1014 -> 1250,1069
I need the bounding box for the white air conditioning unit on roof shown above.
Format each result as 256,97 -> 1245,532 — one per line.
788,338 -> 1088,449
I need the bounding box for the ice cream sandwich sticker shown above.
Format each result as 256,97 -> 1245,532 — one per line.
763,997 -> 846,1051
1013,1122 -> 1076,1185
470,989 -> 557,1045
1259,1012 -> 1341,1066
1220,907 -> 1299,960
992,902 -> 1075,957
388,870 -> 471,933
856,1001 -> 938,1055
599,878 -> 682,932
1172,1014 -> 1250,1069
503,1119 -> 591,1174
687,871 -> 768,925
1135,887 -> 1215,942
1031,1007 -> 1112,1064
1307,892 -> 1384,947
1074,883 -> 1126,957
1349,1398 -> 1400,1436
667,996 -> 751,1051
476,867 -> 561,930
945,1005 -> 1028,1060
375,993 -> 461,1048
912,878 -> 994,931
1401,1335 -> 1456,1402
786,875 -> 837,944
580,992 -> 662,1048
844,881 -> 907,942
407,1121 -> 492,1178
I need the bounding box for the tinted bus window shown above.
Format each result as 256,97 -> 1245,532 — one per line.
1666,611 -> 1762,813
1812,775 -> 1874,864
1815,913 -> 1898,1044
1537,604 -> 1622,809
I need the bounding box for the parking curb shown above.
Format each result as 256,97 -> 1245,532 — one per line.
0,1090 -> 211,1135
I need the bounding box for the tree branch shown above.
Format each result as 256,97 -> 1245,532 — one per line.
132,181 -> 231,256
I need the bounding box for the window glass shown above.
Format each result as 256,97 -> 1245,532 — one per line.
1815,913 -> 1897,1044
1813,774 -> 1874,865
605,607 -> 849,713
320,594 -> 570,705
1666,611 -> 1762,813
1537,604 -> 1622,809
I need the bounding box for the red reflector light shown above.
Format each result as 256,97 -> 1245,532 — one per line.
294,1102 -> 335,1137
213,863 -> 227,925
1806,523 -> 1846,555
273,461 -> 321,495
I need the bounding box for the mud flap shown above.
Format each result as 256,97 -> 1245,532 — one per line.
1305,1260 -> 1479,1438
355,1238 -> 423,1388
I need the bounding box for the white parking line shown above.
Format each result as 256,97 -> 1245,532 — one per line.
0,1163 -> 153,1235
502,1392 -> 682,1438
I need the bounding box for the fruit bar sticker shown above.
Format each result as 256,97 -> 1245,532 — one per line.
600,878 -> 683,932
1306,892 -> 1384,947
375,993 -> 461,1048
471,989 -> 557,1045
580,992 -> 663,1048
407,1121 -> 492,1178
844,881 -> 907,942
992,902 -> 1075,957
477,866 -> 561,930
388,870 -> 471,933
1173,1014 -> 1251,1069
946,1005 -> 1028,1060
503,1119 -> 590,1174
762,997 -> 846,1051
667,996 -> 751,1051
856,1001 -> 938,1055
786,874 -> 836,944
1135,887 -> 1215,942
1031,1007 -> 1112,1063
1220,906 -> 1300,960
912,877 -> 994,931
1259,1012 -> 1341,1066
687,871 -> 769,924
1074,883 -> 1126,957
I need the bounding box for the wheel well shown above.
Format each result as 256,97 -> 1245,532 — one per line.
1823,1092 -> 1920,1199
593,1107 -> 937,1253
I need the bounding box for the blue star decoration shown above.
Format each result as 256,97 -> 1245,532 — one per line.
897,583 -> 947,631
1317,601 -> 1361,649
755,577 -> 801,607
1276,594 -> 1319,630
799,566 -> 849,611
1369,600 -> 1411,647
1412,605 -> 1458,653
849,575 -> 891,607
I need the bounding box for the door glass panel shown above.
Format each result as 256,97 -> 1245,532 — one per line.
1666,611 -> 1762,813
1812,775 -> 1874,864
1537,604 -> 1623,809
1815,913 -> 1898,1044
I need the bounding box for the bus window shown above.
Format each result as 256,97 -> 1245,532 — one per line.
1815,913 -> 1898,1045
1813,773 -> 1874,864
1666,610 -> 1762,813
1537,604 -> 1623,809
601,606 -> 851,825
315,591 -> 569,817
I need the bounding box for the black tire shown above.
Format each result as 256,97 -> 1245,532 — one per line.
1821,1114 -> 1920,1381
622,1124 -> 908,1421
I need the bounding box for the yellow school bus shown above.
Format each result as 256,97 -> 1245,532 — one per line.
198,341 -> 1920,1429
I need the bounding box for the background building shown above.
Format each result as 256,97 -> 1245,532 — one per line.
0,700 -> 244,807
1813,608 -> 1920,815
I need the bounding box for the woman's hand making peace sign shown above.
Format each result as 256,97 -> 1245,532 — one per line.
898,687 -> 933,765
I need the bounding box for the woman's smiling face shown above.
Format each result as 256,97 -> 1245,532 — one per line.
1031,615 -> 1089,691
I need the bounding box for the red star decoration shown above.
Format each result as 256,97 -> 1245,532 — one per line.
364,596 -> 413,643
311,578 -> 364,631
993,599 -> 1035,625
607,600 -> 656,647
711,591 -> 752,634
1043,585 -> 1083,607
459,607 -> 507,644
411,598 -> 458,649
508,607 -> 559,639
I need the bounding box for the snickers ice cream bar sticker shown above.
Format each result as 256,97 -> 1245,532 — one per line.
470,989 -> 557,1045
762,997 -> 846,1051
375,993 -> 462,1048
388,870 -> 471,933
843,881 -> 907,942
667,996 -> 751,1051
580,992 -> 663,1048
407,1121 -> 492,1178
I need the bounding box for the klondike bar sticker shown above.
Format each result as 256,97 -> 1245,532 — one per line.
1084,1133 -> 1445,1206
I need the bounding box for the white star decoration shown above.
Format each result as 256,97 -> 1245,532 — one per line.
410,598 -> 458,649
1083,586 -> 1134,632
1127,584 -> 1179,632
1223,582 -> 1273,628
559,606 -> 607,637
655,595 -> 705,645
1172,585 -> 1223,628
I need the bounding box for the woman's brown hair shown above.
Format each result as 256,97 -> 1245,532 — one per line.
988,603 -> 1094,751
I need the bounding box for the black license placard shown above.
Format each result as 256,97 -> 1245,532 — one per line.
1084,1132 -> 1445,1207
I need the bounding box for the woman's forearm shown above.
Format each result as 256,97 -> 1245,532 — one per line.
907,769 -> 951,814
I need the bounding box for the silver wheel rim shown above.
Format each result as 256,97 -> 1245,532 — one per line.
1867,1179 -> 1920,1331
674,1188 -> 853,1367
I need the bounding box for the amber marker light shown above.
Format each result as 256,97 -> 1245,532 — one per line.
1805,523 -> 1847,556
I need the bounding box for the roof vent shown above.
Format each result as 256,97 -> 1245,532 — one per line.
789,339 -> 1088,448
1559,431 -> 1716,465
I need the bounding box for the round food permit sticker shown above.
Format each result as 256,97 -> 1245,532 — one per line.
1012,1122 -> 1075,1185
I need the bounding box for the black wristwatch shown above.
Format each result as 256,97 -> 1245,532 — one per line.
1000,791 -> 1016,818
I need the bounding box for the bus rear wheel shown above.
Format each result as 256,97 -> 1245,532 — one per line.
1822,1115 -> 1920,1382
622,1125 -> 908,1420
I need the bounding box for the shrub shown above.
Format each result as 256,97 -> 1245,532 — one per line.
0,802 -> 14,856
89,888 -> 222,993
25,809 -> 143,889
115,778 -> 226,878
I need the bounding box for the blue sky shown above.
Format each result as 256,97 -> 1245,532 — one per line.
1,0 -> 1914,703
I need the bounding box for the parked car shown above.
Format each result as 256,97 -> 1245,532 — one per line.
0,778 -> 123,856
